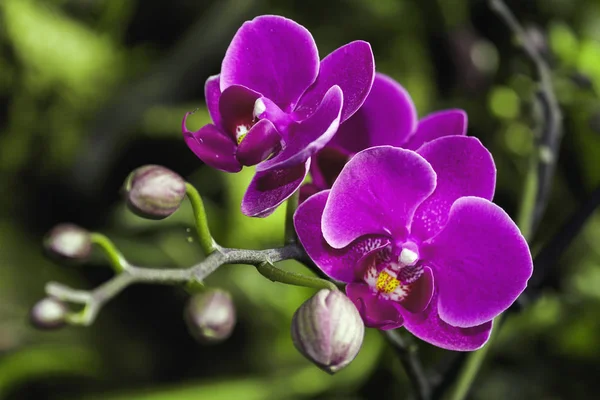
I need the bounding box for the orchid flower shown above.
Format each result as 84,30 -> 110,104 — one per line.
183,15 -> 375,217
294,142 -> 532,350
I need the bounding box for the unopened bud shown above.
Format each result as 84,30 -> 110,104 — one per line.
44,223 -> 91,261
124,165 -> 186,220
30,297 -> 68,330
291,289 -> 364,374
185,289 -> 236,343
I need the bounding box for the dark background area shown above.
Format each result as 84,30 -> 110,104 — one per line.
1,0 -> 600,398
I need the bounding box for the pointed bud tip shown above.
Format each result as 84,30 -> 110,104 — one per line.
124,165 -> 186,220
44,223 -> 91,261
185,289 -> 236,344
291,289 -> 365,374
30,297 -> 68,330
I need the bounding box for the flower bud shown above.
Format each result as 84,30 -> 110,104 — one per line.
291,289 -> 364,374
185,289 -> 236,344
124,165 -> 186,220
44,223 -> 92,261
29,297 -> 68,330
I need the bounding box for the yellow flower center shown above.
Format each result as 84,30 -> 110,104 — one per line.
376,271 -> 400,294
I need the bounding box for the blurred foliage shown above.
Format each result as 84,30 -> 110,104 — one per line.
1,0 -> 600,399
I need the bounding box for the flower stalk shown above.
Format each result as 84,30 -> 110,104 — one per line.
185,182 -> 218,255
256,261 -> 338,292
41,242 -> 324,326
284,190 -> 300,245
90,233 -> 128,273
384,330 -> 431,400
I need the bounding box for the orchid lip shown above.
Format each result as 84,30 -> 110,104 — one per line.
362,243 -> 425,303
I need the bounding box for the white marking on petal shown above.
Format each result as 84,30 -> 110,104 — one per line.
364,265 -> 379,287
387,284 -> 409,302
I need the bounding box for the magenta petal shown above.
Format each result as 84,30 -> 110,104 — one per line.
322,147 -> 436,249
205,75 -> 222,128
256,85 -> 343,172
219,85 -> 261,138
403,292 -> 493,351
182,116 -> 241,173
310,145 -> 350,190
400,266 -> 434,313
331,73 -> 417,153
346,283 -> 404,330
220,15 -> 319,110
404,109 -> 468,151
236,119 -> 281,166
425,197 -> 533,328
255,97 -> 294,134
294,191 -> 390,283
411,136 -> 496,240
242,160 -> 310,217
296,41 -> 375,123
299,183 -> 321,203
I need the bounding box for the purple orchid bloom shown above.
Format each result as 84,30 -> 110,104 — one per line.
294,141 -> 532,351
302,73 -> 467,200
182,15 -> 375,217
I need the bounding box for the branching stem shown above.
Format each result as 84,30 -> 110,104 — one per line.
45,245 -> 304,326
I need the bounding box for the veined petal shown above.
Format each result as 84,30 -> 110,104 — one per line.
411,136 -> 496,240
236,119 -> 281,166
403,292 -> 493,351
424,197 -> 532,328
322,146 -> 436,249
256,86 -> 343,172
182,116 -> 241,173
220,15 -> 319,110
205,75 -> 222,128
294,191 -> 391,283
346,283 -> 404,330
241,160 -> 310,217
296,41 -> 375,123
404,109 -> 467,151
331,73 -> 417,153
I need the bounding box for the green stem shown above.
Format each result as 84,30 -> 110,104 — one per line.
185,182 -> 217,255
447,102 -> 538,400
90,233 -> 128,273
516,153 -> 539,240
256,261 -> 338,291
446,317 -> 502,400
445,2 -> 557,398
45,245 -> 307,326
448,147 -> 537,400
284,190 -> 300,244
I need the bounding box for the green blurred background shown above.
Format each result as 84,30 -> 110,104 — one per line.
1,0 -> 600,398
